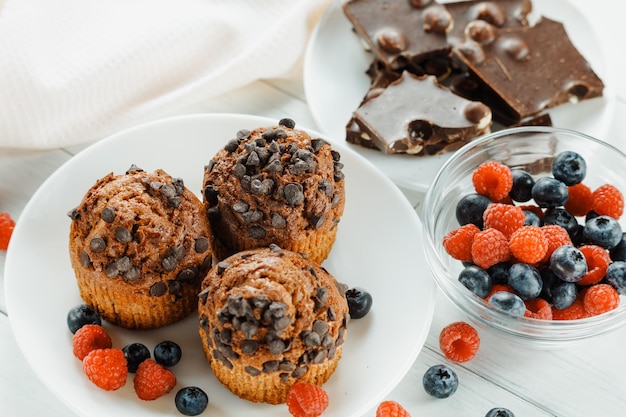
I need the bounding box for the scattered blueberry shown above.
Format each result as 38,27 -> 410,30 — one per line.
522,210 -> 541,227
606,261 -> 626,295
456,193 -> 491,229
542,208 -> 578,238
422,364 -> 459,398
67,304 -> 102,334
550,281 -> 577,310
609,233 -> 626,261
549,245 -> 587,283
507,263 -> 542,300
345,287 -> 373,319
487,262 -> 511,285
175,386 -> 209,416
485,407 -> 515,417
122,342 -> 151,373
487,291 -> 526,316
551,151 -> 586,186
458,265 -> 493,298
510,169 -> 535,202
583,215 -> 623,249
531,176 -> 569,208
154,340 -> 182,367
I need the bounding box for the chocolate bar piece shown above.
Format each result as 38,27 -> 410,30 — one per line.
346,72 -> 492,155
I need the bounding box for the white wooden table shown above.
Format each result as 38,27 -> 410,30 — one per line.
2,1 -> 626,416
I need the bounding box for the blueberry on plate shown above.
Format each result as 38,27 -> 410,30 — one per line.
154,340 -> 182,367
552,150 -> 586,186
422,364 -> 458,398
175,386 -> 209,416
458,265 -> 493,299
549,245 -> 587,283
487,291 -> 526,316
507,263 -> 542,300
606,261 -> 626,295
531,176 -> 569,208
485,407 -> 515,417
122,342 -> 151,373
67,304 -> 102,334
456,193 -> 491,229
345,287 -> 373,319
583,215 -> 623,249
510,169 -> 535,202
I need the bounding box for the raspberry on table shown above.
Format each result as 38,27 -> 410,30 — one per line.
72,324 -> 113,361
483,203 -> 525,239
564,183 -> 593,217
583,283 -> 620,316
472,161 -> 513,201
285,382 -> 329,417
439,321 -> 480,363
0,212 -> 16,250
471,228 -> 511,269
443,224 -> 480,262
524,298 -> 553,320
134,358 -> 177,401
376,400 -> 411,417
508,226 -> 548,264
540,225 -> 573,263
592,184 -> 624,220
577,245 -> 611,286
82,348 -> 128,391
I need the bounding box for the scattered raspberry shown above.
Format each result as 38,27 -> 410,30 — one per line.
540,225 -> 573,263
577,245 -> 611,286
592,184 -> 624,219
82,348 -> 127,391
376,400 -> 411,417
552,297 -> 587,320
439,321 -> 480,363
508,226 -> 548,264
134,358 -> 177,401
472,161 -> 513,201
286,383 -> 329,417
484,284 -> 514,301
564,183 -> 593,217
72,324 -> 113,361
0,212 -> 16,250
524,298 -> 553,320
583,283 -> 620,316
471,228 -> 510,269
443,224 -> 480,262
483,203 -> 525,239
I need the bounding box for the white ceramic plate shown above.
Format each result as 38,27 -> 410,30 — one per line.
304,0 -> 616,192
4,114 -> 435,417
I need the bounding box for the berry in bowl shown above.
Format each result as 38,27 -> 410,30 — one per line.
422,126 -> 626,347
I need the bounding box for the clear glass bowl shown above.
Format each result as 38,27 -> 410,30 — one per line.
422,126 -> 626,348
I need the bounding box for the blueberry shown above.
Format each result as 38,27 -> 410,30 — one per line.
552,151 -> 586,186
456,193 -> 491,229
487,291 -> 526,316
583,215 -> 623,249
487,262 -> 511,285
531,176 -> 569,208
539,268 -> 560,301
422,364 -> 458,398
507,263 -> 542,300
485,407 -> 515,417
609,233 -> 626,261
67,304 -> 102,334
522,210 -> 541,227
458,265 -> 493,298
154,340 -> 182,367
549,245 -> 587,282
175,386 -> 209,416
550,281 -> 577,310
122,343 -> 151,373
606,261 -> 626,295
542,208 -> 578,238
345,287 -> 373,319
510,169 -> 535,202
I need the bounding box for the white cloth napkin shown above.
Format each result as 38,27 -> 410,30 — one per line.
0,0 -> 329,149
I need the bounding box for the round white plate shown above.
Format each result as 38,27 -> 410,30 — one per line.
304,0 -> 616,192
4,114 -> 435,417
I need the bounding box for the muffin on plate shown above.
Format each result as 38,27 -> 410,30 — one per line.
202,118 -> 345,264
198,244 -> 349,404
68,165 -> 212,329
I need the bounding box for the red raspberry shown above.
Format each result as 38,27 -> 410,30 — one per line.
483,203 -> 525,239
376,400 -> 411,417
472,161 -> 513,201
524,298 -> 553,320
552,297 -> 587,320
134,358 -> 177,401
72,324 -> 112,361
540,225 -> 573,263
439,321 -> 480,363
577,245 -> 611,286
592,184 -> 624,219
286,383 -> 329,417
82,348 -> 127,391
0,212 -> 16,250
471,228 -> 510,269
443,224 -> 480,262
508,226 -> 548,264
564,183 -> 593,217
584,283 -> 620,316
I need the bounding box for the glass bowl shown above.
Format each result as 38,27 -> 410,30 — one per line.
422,126 -> 626,348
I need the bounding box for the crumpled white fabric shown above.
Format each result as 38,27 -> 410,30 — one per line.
0,0 -> 329,149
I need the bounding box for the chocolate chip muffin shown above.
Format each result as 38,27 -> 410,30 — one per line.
202,118 -> 345,264
68,165 -> 212,329
198,244 -> 349,404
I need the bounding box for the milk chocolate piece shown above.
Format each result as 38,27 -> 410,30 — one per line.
346,73 -> 492,155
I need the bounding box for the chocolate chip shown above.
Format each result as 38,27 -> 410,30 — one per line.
279,360 -> 295,371
271,213 -> 286,228
170,245 -> 185,261
242,209 -> 263,224
227,295 -> 247,317
168,280 -> 182,295
219,328 -> 232,344
269,339 -> 286,355
262,360 -> 279,373
274,129 -> 288,140
292,365 -> 307,378
67,208 -> 80,220
245,366 -> 261,376
458,40 -> 486,65
312,319 -> 328,335
302,331 -> 321,347
89,237 -> 106,252
100,207 -> 116,223
237,129 -> 251,140
422,5 -> 452,35
333,170 -> 345,183
241,340 -> 259,355
248,226 -> 266,239
470,1 -> 506,26
199,288 -> 209,304
500,36 -> 530,61
246,151 -> 260,167
283,183 -> 304,206
194,237 -> 209,253
309,214 -> 325,229
124,266 -> 141,282
213,349 -> 233,369
314,287 -> 328,308
126,164 -> 143,174
322,333 -> 334,349
279,118 -> 296,129
331,193 -> 341,208
162,255 -> 177,272
327,306 -> 336,321
114,227 -> 132,243
115,256 -> 132,273
233,201 -> 249,213
224,139 -> 239,152
149,282 -> 167,296
177,267 -> 198,283
80,251 -> 92,267
241,321 -> 259,339
310,138 -> 326,153
204,184 -> 219,205
268,141 -> 280,154
172,177 -> 184,195
161,184 -> 176,199
273,316 -> 291,331
205,160 -> 216,174
310,349 -> 327,364
308,266 -> 318,279
318,180 -> 333,197
262,129 -> 278,142
251,295 -> 271,309
217,261 -> 230,275
376,29 -> 407,53
106,262 -> 119,278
